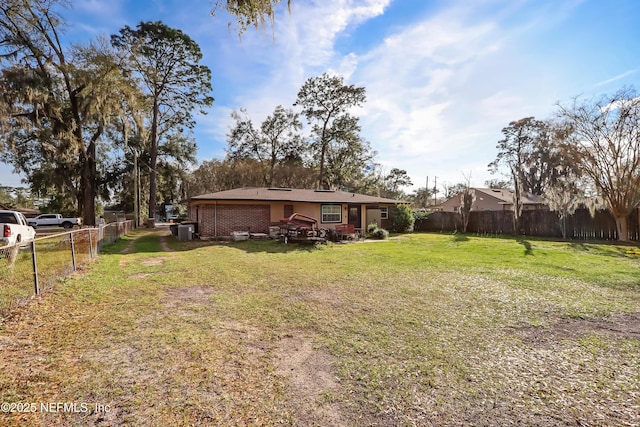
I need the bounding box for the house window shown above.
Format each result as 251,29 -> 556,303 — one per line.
380,207 -> 388,219
321,205 -> 342,223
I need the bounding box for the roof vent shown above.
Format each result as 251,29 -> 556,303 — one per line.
268,187 -> 292,191
314,189 -> 335,193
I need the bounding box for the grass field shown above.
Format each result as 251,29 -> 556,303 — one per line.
1,230 -> 639,426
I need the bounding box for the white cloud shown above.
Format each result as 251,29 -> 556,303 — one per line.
200,1 -> 513,188
281,0 -> 390,68
344,1 -> 588,190
202,0 -> 392,156
192,0 -> 602,192
350,6 -> 506,185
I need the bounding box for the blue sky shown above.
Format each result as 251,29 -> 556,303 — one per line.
2,0 -> 639,194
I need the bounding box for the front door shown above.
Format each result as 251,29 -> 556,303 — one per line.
348,205 -> 361,228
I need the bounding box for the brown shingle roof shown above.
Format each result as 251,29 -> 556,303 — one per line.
190,187 -> 405,204
473,188 -> 545,205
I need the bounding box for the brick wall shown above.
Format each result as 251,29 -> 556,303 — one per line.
195,204 -> 271,238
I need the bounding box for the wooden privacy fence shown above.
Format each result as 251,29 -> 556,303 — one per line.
415,208 -> 640,241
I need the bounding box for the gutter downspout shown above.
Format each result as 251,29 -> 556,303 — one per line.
214,201 -> 217,238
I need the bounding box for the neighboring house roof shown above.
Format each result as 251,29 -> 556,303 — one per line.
473,188 -> 546,205
0,203 -> 40,216
190,187 -> 405,204
473,188 -> 513,204
473,188 -> 545,205
438,188 -> 546,211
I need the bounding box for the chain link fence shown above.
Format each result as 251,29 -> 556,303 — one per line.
0,221 -> 135,322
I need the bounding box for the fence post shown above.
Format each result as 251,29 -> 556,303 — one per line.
88,229 -> 94,258
31,240 -> 39,295
98,224 -> 103,253
70,232 -> 77,271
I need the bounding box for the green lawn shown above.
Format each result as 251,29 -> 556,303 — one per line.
1,231 -> 639,426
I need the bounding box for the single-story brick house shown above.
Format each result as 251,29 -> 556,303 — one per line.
188,187 -> 405,239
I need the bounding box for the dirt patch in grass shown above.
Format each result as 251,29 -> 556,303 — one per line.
274,333 -> 344,426
118,257 -> 129,269
158,234 -> 174,252
118,233 -> 144,268
140,257 -> 165,267
127,273 -> 150,279
162,285 -> 216,307
120,239 -> 137,255
517,311 -> 640,346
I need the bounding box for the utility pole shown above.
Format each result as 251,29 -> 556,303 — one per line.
433,176 -> 437,206
426,176 -> 429,207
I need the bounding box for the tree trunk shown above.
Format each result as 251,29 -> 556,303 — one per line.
148,101 -> 159,228
82,139 -> 96,226
614,213 -> 629,242
77,178 -> 84,222
76,121 -> 96,226
318,141 -> 327,189
318,118 -> 330,190
511,178 -> 521,235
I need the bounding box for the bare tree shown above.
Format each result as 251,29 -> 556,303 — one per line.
459,173 -> 476,233
556,87 -> 640,242
545,176 -> 583,239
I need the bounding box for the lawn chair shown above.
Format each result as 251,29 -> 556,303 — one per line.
335,224 -> 358,241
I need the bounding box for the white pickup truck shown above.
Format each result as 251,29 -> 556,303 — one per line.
0,210 -> 37,246
27,213 -> 82,229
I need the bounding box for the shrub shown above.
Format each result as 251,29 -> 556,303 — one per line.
413,209 -> 431,221
413,209 -> 431,232
369,227 -> 389,240
390,203 -> 415,233
367,223 -> 379,233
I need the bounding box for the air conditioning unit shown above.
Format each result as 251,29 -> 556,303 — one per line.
178,224 -> 193,241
